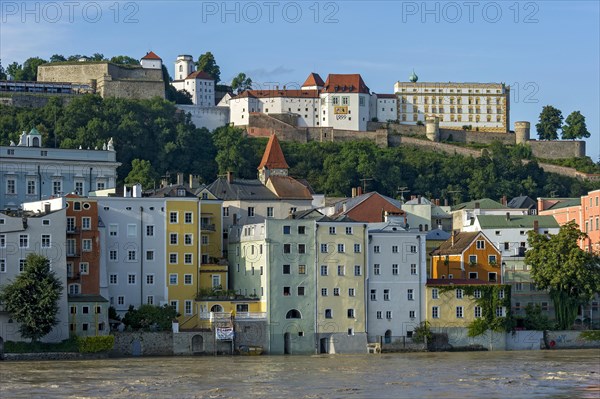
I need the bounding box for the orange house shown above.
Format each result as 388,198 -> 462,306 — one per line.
430,231 -> 502,283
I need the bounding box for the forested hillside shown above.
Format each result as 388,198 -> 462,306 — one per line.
1,95 -> 598,202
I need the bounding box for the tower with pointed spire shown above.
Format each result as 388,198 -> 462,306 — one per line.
258,134 -> 289,184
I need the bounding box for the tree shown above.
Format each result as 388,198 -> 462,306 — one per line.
0,60 -> 6,80
121,304 -> 179,331
109,55 -> 140,66
525,221 -> 600,329
125,159 -> 158,190
196,52 -> 220,83
49,54 -> 66,63
0,254 -> 63,342
6,62 -> 22,80
562,111 -> 590,140
231,72 -> 253,93
536,105 -> 563,140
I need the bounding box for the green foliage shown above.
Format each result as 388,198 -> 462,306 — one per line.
0,60 -> 7,80
0,254 -> 63,342
536,105 -> 563,140
109,55 -> 140,66
580,330 -> 600,341
49,54 -> 67,63
121,305 -> 179,331
213,125 -> 262,178
77,336 -> 115,353
231,72 -> 253,93
196,52 -> 220,83
108,306 -> 121,321
125,159 -> 159,190
562,111 -> 590,140
6,57 -> 47,80
4,337 -> 79,353
526,221 -> 600,329
412,321 -> 432,343
523,304 -> 554,330
536,156 -> 600,174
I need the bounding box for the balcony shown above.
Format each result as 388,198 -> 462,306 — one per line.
198,311 -> 266,321
201,223 -> 216,232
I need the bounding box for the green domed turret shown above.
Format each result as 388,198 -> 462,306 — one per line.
409,70 -> 418,83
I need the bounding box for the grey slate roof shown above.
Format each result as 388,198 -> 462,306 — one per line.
206,177 -> 278,200
508,196 -> 536,209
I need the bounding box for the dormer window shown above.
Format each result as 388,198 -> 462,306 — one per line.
177,189 -> 186,197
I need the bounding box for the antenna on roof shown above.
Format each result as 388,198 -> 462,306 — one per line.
397,186 -> 409,203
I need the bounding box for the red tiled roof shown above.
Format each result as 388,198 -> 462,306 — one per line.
141,51 -> 162,60
426,278 -> 497,286
323,74 -> 370,94
376,94 -> 397,99
267,176 -> 313,200
232,89 -> 319,99
302,72 -> 325,87
258,134 -> 289,170
430,232 -> 480,256
186,71 -> 213,80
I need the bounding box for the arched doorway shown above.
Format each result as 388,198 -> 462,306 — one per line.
32,137 -> 40,147
192,335 -> 204,354
384,330 -> 392,344
285,309 -> 301,319
210,304 -> 224,313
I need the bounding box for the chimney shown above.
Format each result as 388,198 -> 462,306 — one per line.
537,198 -> 543,212
444,198 -> 448,206
501,195 -> 507,206
352,187 -> 357,198
451,230 -> 456,247
357,186 -> 362,196
227,171 -> 233,184
533,220 -> 539,231
177,172 -> 184,185
189,174 -> 194,189
161,178 -> 168,188
475,202 -> 480,209
506,212 -> 511,221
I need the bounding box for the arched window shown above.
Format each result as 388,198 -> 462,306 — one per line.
210,304 -> 223,312
286,309 -> 301,319
179,65 -> 183,72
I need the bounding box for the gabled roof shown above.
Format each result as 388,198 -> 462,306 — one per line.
231,89 -> 320,99
302,72 -> 325,87
258,134 -> 289,170
289,208 -> 324,220
476,215 -> 560,229
452,198 -> 507,211
431,231 -> 481,256
186,71 -> 213,80
334,192 -> 404,223
266,176 -> 313,200
206,177 -> 278,201
323,74 -> 370,94
508,196 -> 536,209
540,198 -> 580,210
141,51 -> 162,60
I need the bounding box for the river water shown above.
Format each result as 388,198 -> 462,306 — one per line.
1,350 -> 599,398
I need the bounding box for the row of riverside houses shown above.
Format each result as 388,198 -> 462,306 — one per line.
1,133 -> 598,352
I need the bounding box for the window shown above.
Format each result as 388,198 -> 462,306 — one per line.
184,253 -> 193,264
283,264 -> 291,274
184,274 -> 193,285
266,207 -> 273,218
383,289 -> 390,301
376,311 -> 382,319
109,224 -> 118,237
108,249 -> 118,261
348,288 -> 355,297
469,272 -> 478,279
169,253 -> 178,264
169,212 -> 178,223
18,234 -> 29,248
146,274 -> 154,285
69,284 -> 80,295
320,265 -> 328,276
298,286 -> 305,296
41,234 -> 51,248
456,289 -> 463,299
298,264 -> 306,274
498,289 -> 505,299
469,255 -> 477,264
374,245 -> 380,253
345,227 -> 353,235
354,265 -> 362,276
410,264 -> 417,275
347,309 -> 355,318
170,301 -> 178,311
386,311 -> 392,320
146,225 -> 154,236
432,288 -> 439,299
496,306 -> 505,317
410,245 -> 417,253
81,217 -> 91,230
169,274 -> 178,285
298,226 -> 306,234
456,306 -> 464,318
184,212 -> 193,224
337,265 -> 345,276
392,245 -> 398,253
0,235 -> 5,248
82,239 -> 92,252
432,306 -> 440,318
27,179 -> 36,195
333,287 -> 340,296
283,226 -> 291,234
283,244 -> 291,254
329,226 -> 336,235
127,274 -> 136,285
354,244 -> 361,253
19,259 -> 26,272
127,250 -> 136,261
476,240 -> 485,249
79,262 -> 89,275
515,282 -> 523,291
0,259 -> 6,273
52,180 -> 62,195
373,264 -> 381,275
117,296 -> 125,306
320,244 -> 328,253
247,207 -> 255,217
184,234 -> 193,245
184,300 -> 193,315
488,272 -> 497,282
488,255 -> 497,265
169,233 -> 178,245
109,274 -> 117,284
321,288 -> 328,296
370,289 -> 377,300
298,244 -> 306,254
325,309 -> 332,319
408,289 -> 414,300
474,306 -> 482,318
474,289 -> 482,299
392,264 -> 399,275
409,310 -> 416,319
223,207 -> 229,217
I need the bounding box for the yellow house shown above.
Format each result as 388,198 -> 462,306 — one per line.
426,279 -> 510,329
430,231 -> 502,283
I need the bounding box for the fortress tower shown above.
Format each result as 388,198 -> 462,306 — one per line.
514,121 -> 531,144
175,55 -> 194,80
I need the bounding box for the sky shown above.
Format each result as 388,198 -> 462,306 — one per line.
1,1 -> 599,159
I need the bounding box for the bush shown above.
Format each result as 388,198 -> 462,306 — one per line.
77,336 -> 115,353
4,337 -> 79,353
412,321 -> 432,343
580,330 -> 600,341
416,120 -> 424,126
